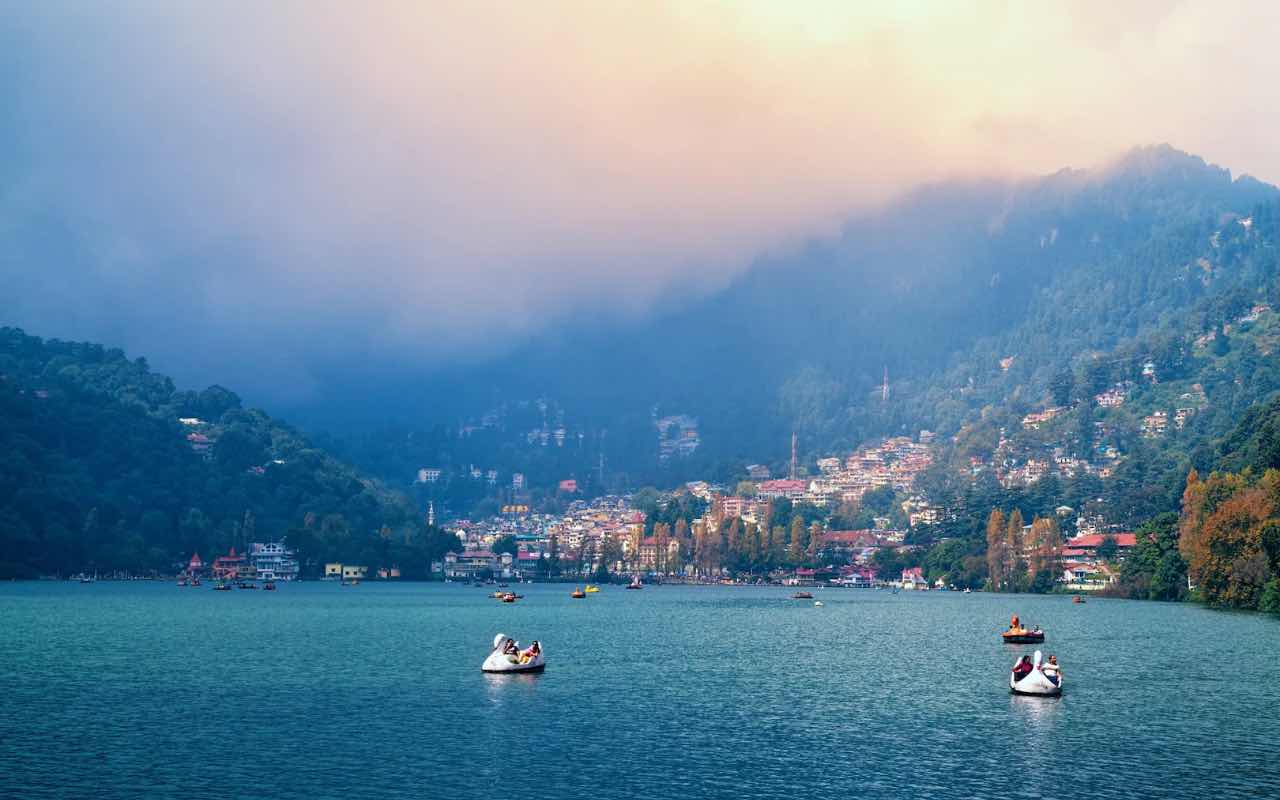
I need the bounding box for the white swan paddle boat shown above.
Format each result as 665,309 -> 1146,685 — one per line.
1009,650 -> 1062,696
481,633 -> 545,674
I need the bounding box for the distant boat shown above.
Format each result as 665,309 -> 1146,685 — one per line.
963,588 -> 972,594
584,584 -> 600,593
626,576 -> 643,590
213,581 -> 232,591
570,587 -> 586,599
791,591 -> 814,600
263,581 -> 277,591
1072,595 -> 1086,604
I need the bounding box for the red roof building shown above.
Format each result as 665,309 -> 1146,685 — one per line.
211,547 -> 246,579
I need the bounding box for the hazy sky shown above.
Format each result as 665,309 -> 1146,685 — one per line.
4,1 -> 1279,402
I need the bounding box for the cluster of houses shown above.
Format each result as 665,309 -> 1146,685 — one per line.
655,414 -> 701,460
185,542 -> 301,581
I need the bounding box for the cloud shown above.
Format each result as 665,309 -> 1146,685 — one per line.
4,1 -> 1280,404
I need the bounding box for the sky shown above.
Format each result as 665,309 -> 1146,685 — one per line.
4,1 -> 1280,406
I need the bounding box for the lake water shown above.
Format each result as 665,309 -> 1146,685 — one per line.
1,582 -> 1278,799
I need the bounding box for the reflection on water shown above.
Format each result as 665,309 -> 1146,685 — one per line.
484,671 -> 542,695
1009,692 -> 1063,729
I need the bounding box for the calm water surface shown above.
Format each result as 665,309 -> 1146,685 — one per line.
1,582 -> 1278,799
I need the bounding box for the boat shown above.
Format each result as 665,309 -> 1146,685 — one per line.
191,577 -> 201,586
1010,650 -> 1062,696
1002,627 -> 1045,644
963,588 -> 972,594
1002,614 -> 1045,644
177,578 -> 188,587
501,592 -> 523,602
481,633 -> 545,674
625,576 -> 643,590
791,591 -> 814,599
584,584 -> 600,593
263,581 -> 277,591
1072,595 -> 1086,604
570,587 -> 586,599
212,581 -> 232,591
813,601 -> 824,607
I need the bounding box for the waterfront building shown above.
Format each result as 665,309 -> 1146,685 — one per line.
249,542 -> 300,581
211,547 -> 247,579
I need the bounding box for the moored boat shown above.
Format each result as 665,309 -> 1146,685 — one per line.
570,587 -> 586,598
1072,595 -> 1086,604
791,591 -> 814,599
626,576 -> 643,590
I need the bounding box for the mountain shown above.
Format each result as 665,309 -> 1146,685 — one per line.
0,328 -> 455,579
330,145 -> 1280,508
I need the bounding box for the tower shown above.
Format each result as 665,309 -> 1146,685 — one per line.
790,431 -> 798,481
882,365 -> 890,402
427,501 -> 435,528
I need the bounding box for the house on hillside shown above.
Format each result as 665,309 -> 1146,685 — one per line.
900,566 -> 927,590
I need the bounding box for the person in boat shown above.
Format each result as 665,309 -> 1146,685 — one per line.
519,641 -> 541,664
1012,655 -> 1034,680
502,638 -> 519,657
1042,655 -> 1061,685
1008,614 -> 1024,634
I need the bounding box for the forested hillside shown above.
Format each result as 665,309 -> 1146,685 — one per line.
334,146 -> 1280,513
0,328 -> 452,578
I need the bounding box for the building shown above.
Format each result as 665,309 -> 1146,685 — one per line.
249,542 -> 300,581
415,467 -> 443,483
342,565 -> 367,581
900,566 -> 927,590
558,479 -> 579,494
1061,532 -> 1137,559
186,552 -> 205,576
756,479 -> 807,501
211,547 -> 247,579
442,550 -> 506,580
746,464 -> 771,480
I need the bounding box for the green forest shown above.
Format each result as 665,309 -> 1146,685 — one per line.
0,328 -> 456,579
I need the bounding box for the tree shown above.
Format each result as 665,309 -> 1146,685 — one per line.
1050,367 -> 1074,407
1096,534 -> 1119,562
1026,516 -> 1062,592
985,509 -> 1008,591
787,516 -> 805,565
1006,509 -> 1026,591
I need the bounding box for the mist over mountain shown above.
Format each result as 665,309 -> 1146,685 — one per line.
317,146 -> 1278,490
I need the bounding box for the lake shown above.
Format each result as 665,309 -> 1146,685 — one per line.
1,582 -> 1277,799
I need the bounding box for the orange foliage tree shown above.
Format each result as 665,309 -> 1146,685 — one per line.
1179,468 -> 1280,608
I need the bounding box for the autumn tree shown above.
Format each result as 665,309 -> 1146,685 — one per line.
1026,516 -> 1062,592
1006,509 -> 1026,592
986,509 -> 1008,591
